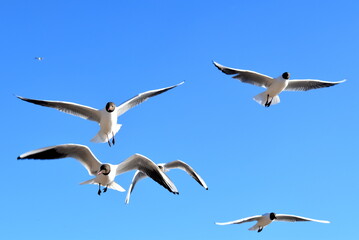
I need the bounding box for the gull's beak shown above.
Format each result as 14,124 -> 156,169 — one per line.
97,170 -> 103,175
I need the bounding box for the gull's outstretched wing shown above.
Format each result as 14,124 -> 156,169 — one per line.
124,171 -> 147,204
116,82 -> 184,117
17,144 -> 102,175
216,215 -> 262,225
164,160 -> 208,190
116,154 -> 179,194
275,214 -> 330,223
285,79 -> 345,91
17,96 -> 101,122
213,61 -> 273,88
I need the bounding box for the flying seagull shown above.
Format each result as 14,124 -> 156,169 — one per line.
17,81 -> 184,146
34,57 -> 43,61
216,212 -> 330,232
125,160 -> 208,204
213,61 -> 345,107
17,144 -> 179,196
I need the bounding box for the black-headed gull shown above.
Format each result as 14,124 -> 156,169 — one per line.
17,144 -> 179,196
213,61 -> 345,107
17,82 -> 184,146
34,57 -> 43,61
125,160 -> 208,204
216,212 -> 330,232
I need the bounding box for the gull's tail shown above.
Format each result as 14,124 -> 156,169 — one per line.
253,92 -> 280,107
79,179 -> 125,192
79,178 -> 96,185
107,181 -> 125,192
91,124 -> 122,143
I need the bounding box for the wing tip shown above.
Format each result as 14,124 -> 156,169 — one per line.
212,60 -> 222,69
16,95 -> 25,100
215,222 -> 225,225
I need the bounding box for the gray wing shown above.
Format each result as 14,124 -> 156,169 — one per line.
116,154 -> 178,194
17,144 -> 102,176
213,61 -> 273,88
164,160 -> 208,190
275,214 -> 330,223
216,215 -> 262,225
116,82 -> 184,117
285,79 -> 346,91
17,96 -> 101,122
124,171 -> 148,204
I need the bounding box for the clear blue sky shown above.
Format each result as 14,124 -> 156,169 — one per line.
2,1 -> 358,239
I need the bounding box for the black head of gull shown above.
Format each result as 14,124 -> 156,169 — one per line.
269,212 -> 277,220
157,164 -> 166,172
282,72 -> 290,80
105,102 -> 116,113
98,164 -> 111,175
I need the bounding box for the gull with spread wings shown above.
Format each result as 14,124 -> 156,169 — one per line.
17,144 -> 179,196
17,82 -> 184,146
213,61 -> 345,107
125,160 -> 208,204
216,212 -> 329,232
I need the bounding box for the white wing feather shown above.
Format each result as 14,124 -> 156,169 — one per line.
216,215 -> 262,225
17,144 -> 102,176
213,61 -> 273,88
116,82 -> 184,117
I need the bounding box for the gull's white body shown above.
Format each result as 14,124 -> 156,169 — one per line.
216,212 -> 330,232
80,163 -> 125,192
91,109 -> 122,143
17,82 -> 184,143
213,61 -> 345,107
248,213 -> 273,231
254,76 -> 288,106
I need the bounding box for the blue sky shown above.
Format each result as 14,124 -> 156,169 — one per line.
2,0 -> 358,239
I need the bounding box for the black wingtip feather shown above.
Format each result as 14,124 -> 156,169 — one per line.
19,148 -> 68,160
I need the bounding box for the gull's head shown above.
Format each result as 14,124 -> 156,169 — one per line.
269,212 -> 277,220
282,72 -> 290,80
98,164 -> 111,175
157,164 -> 168,173
105,102 -> 116,113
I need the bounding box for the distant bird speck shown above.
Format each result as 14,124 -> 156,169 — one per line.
34,57 -> 43,61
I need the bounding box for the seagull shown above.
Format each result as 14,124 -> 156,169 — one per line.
34,57 -> 43,61
17,144 -> 179,196
216,212 -> 330,232
17,81 -> 184,146
213,61 -> 345,107
125,160 -> 208,204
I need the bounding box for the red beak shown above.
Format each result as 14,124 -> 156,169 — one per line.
97,170 -> 103,175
